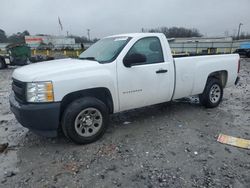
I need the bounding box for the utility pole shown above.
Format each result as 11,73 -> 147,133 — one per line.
237,23 -> 243,40
87,29 -> 90,41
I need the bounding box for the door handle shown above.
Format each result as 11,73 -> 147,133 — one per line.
156,69 -> 168,74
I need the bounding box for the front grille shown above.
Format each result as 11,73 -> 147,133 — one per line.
12,79 -> 26,103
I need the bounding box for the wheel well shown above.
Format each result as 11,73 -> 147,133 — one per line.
60,87 -> 114,119
207,70 -> 228,88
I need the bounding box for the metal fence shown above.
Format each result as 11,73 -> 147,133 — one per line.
169,41 -> 243,54
31,49 -> 84,58
1,40 -> 249,59
30,41 -> 245,58
43,41 -> 247,57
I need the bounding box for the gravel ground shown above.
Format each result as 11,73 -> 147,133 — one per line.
0,59 -> 250,188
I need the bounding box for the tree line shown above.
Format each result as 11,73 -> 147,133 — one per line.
142,27 -> 203,38
0,29 -> 30,44
233,32 -> 250,40
0,29 -> 97,44
143,26 -> 250,39
1,27 -> 250,44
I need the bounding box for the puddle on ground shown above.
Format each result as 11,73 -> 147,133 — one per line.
0,113 -> 27,179
0,150 -> 19,178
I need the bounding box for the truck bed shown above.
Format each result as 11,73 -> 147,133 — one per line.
172,54 -> 239,100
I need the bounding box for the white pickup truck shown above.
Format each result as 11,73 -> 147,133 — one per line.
10,33 -> 240,144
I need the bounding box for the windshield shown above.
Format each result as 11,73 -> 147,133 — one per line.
79,37 -> 131,63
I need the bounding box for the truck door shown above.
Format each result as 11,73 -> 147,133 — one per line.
117,37 -> 172,111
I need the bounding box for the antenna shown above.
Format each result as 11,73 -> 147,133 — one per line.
237,23 -> 243,40
58,16 -> 63,36
87,29 -> 90,41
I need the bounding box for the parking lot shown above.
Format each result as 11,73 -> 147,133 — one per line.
0,58 -> 250,187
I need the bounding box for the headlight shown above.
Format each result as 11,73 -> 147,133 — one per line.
26,82 -> 54,103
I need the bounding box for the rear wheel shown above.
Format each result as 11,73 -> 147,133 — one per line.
199,78 -> 223,108
62,97 -> 109,144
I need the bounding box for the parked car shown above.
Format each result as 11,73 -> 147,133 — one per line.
234,49 -> 250,58
10,33 -> 240,144
234,42 -> 250,58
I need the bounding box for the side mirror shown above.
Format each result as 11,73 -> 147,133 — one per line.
123,53 -> 147,67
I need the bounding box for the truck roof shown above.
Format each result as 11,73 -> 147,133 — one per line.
106,33 -> 165,38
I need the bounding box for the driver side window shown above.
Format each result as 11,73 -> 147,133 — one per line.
126,37 -> 164,65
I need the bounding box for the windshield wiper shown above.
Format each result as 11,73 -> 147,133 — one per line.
79,57 -> 98,61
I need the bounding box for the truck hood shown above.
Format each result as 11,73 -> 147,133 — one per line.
12,58 -> 101,82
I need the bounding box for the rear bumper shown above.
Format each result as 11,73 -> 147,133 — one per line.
9,93 -> 60,137
235,76 -> 240,85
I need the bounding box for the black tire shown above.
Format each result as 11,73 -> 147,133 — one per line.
199,78 -> 223,108
247,51 -> 250,58
0,58 -> 6,69
62,97 -> 109,144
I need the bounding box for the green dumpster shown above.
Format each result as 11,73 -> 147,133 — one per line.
7,44 -> 31,65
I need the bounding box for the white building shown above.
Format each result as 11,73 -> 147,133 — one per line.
25,35 -> 77,49
169,37 -> 233,43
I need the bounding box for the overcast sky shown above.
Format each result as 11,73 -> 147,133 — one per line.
0,0 -> 249,38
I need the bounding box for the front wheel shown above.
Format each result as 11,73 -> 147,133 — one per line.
199,78 -> 223,108
62,97 -> 109,144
